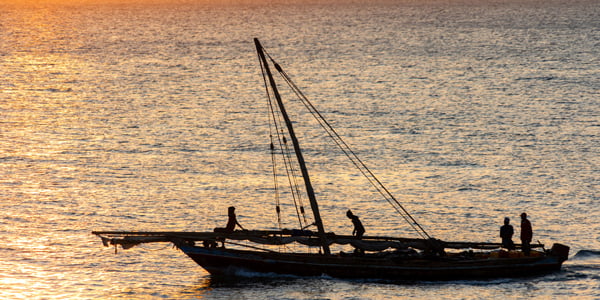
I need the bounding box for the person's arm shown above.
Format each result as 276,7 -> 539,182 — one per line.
236,220 -> 245,230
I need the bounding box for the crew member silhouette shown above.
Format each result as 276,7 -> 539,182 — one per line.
500,217 -> 515,250
214,206 -> 245,233
520,212 -> 533,255
346,209 -> 365,239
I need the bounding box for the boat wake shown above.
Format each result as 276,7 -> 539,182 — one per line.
568,250 -> 600,269
572,250 -> 600,259
559,250 -> 600,281
231,269 -> 304,279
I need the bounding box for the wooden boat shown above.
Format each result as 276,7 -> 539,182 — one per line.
93,39 -> 569,281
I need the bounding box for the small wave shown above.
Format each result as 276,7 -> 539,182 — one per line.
30,87 -> 74,93
515,76 -> 556,81
232,269 -> 302,279
457,187 -> 479,192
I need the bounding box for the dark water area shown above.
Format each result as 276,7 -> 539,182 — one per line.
1,0 -> 598,298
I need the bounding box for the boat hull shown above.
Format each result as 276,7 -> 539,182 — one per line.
178,245 -> 565,280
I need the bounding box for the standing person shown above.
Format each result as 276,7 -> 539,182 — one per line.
520,212 -> 533,255
346,210 -> 365,239
214,206 -> 245,233
500,217 -> 515,250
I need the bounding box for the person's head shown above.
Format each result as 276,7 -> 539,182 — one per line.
346,210 -> 353,219
504,217 -> 510,225
228,206 -> 235,213
521,212 -> 527,219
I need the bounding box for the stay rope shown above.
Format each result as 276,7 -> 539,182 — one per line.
261,48 -> 432,240
258,52 -> 310,230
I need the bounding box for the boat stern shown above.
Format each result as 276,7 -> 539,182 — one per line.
550,243 -> 570,262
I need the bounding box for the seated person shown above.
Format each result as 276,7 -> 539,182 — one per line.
214,206 -> 245,233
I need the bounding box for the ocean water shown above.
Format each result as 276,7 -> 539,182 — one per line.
1,0 -> 599,298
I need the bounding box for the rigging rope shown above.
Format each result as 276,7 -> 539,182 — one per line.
261,49 -> 432,240
258,51 -> 309,230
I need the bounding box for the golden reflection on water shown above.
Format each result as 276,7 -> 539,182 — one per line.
0,6 -> 96,299
175,277 -> 213,299
1,0 -> 598,298
2,3 -> 88,147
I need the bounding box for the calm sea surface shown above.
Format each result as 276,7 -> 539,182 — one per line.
1,0 -> 599,298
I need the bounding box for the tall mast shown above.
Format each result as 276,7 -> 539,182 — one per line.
254,38 -> 330,255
